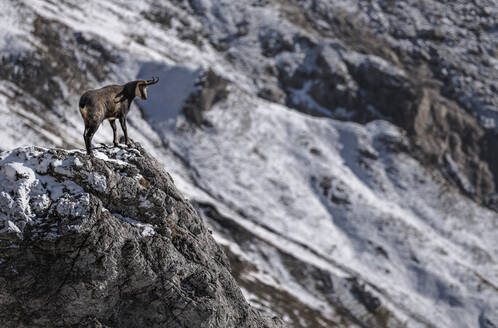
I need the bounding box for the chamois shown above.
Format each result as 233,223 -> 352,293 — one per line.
78,77 -> 159,156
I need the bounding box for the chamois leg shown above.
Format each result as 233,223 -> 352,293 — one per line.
119,116 -> 132,147
84,124 -> 99,156
83,126 -> 89,154
109,120 -> 119,147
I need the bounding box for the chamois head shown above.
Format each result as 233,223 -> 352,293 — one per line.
135,77 -> 160,100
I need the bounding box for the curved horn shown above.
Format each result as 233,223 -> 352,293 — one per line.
145,76 -> 159,85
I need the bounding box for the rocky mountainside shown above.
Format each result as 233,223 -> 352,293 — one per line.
0,0 -> 497,327
193,0 -> 498,202
0,144 -> 283,328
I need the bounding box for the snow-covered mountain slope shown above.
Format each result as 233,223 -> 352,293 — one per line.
0,1 -> 497,327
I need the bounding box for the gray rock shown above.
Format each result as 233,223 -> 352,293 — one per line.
183,69 -> 229,126
258,28 -> 294,57
0,144 -> 284,328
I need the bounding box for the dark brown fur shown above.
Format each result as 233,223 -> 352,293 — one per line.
79,77 -> 159,156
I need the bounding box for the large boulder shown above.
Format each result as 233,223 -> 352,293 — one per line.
0,144 -> 283,328
183,69 -> 229,126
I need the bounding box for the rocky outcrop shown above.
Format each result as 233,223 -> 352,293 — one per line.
0,144 -> 283,328
183,69 -> 228,126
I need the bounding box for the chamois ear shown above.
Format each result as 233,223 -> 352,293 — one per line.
135,81 -> 147,100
